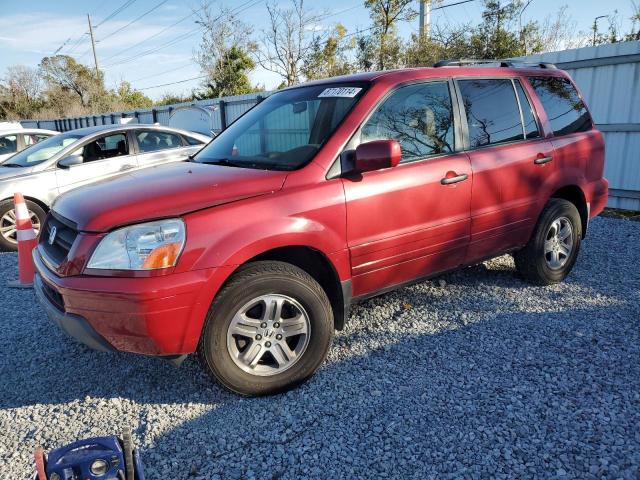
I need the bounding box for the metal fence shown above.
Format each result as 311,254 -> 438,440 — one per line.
20,91 -> 272,135
20,40 -> 640,210
518,40 -> 640,211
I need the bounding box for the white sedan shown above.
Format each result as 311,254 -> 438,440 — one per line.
0,126 -> 58,162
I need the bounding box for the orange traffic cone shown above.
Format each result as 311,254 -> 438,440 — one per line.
7,193 -> 38,288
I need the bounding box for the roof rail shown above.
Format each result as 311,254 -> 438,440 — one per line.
433,59 -> 557,69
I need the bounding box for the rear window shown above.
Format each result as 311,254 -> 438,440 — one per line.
458,79 -> 524,148
528,76 -> 592,136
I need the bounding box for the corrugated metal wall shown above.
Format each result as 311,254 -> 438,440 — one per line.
20,40 -> 640,210
518,40 -> 640,210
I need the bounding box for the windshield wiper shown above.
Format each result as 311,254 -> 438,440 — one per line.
1,163 -> 23,168
197,158 -> 249,168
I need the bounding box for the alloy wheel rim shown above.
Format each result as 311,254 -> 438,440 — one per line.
226,294 -> 311,376
0,209 -> 40,244
544,216 -> 573,270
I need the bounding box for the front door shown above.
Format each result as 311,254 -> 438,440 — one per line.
342,80 -> 472,298
56,131 -> 138,195
456,78 -> 556,262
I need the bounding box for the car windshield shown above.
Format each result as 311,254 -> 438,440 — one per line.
193,82 -> 368,170
2,132 -> 83,167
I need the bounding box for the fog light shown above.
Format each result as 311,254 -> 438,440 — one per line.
90,458 -> 109,476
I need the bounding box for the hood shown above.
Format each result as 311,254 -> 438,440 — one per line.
53,162 -> 288,232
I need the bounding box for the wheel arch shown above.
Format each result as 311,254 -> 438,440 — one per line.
550,185 -> 588,237
234,245 -> 349,331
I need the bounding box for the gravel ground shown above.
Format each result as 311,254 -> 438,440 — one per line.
1,216 -> 639,479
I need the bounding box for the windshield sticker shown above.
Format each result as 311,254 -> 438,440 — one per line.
318,87 -> 362,98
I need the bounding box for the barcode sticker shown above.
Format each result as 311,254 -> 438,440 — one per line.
318,87 -> 362,98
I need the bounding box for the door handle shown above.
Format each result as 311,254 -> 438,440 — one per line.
534,155 -> 553,165
120,164 -> 135,171
441,173 -> 468,185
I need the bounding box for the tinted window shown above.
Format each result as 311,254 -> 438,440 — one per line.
361,81 -> 454,161
137,130 -> 183,153
458,79 -> 524,148
529,76 -> 592,136
0,135 -> 18,155
82,133 -> 128,162
514,80 -> 540,139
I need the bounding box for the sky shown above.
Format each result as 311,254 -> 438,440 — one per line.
0,0 -> 637,100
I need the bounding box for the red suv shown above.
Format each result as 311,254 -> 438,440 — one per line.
33,61 -> 608,395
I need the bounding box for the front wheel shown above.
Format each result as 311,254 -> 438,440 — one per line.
198,261 -> 334,396
0,199 -> 46,251
514,198 -> 582,285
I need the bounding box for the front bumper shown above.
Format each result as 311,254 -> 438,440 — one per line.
33,248 -> 228,356
34,273 -> 115,352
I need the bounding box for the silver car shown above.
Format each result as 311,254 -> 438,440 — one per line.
0,124 -> 210,250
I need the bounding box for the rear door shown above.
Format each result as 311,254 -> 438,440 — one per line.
134,129 -> 195,169
55,131 -> 138,195
456,77 -> 555,262
342,80 -> 472,297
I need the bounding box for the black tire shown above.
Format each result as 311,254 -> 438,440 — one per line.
198,261 -> 334,396
514,198 -> 582,285
0,199 -> 46,252
121,427 -> 135,480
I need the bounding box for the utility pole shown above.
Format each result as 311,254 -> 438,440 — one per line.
592,15 -> 607,46
419,0 -> 431,40
87,14 -> 99,75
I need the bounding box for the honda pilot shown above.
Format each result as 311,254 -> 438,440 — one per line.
33,61 -> 608,396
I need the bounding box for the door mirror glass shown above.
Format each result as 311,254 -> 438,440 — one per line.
354,140 -> 401,173
58,154 -> 84,169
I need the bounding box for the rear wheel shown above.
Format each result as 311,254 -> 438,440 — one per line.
514,199 -> 582,285
198,261 -> 334,396
0,199 -> 45,251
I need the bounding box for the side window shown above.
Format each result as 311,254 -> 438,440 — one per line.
82,133 -> 128,163
23,134 -> 51,147
184,135 -> 205,146
514,80 -> 540,140
528,76 -> 592,136
360,81 -> 455,162
458,79 -> 524,148
136,130 -> 184,153
0,135 -> 18,155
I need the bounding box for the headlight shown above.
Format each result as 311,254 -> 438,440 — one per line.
87,219 -> 185,270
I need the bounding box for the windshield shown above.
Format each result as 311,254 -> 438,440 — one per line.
2,132 -> 83,167
193,82 -> 368,170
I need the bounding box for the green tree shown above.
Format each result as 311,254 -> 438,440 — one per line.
117,81 -> 153,109
302,24 -> 354,80
469,0 -> 522,59
39,55 -> 105,108
364,0 -> 416,70
0,65 -> 45,120
195,1 -> 258,97
200,45 -> 256,98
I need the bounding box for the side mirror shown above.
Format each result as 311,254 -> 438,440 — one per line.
354,140 -> 401,173
58,154 -> 84,169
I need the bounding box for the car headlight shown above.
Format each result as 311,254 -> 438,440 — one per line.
87,219 -> 185,270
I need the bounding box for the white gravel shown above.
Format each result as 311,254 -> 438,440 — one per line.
1,216 -> 639,479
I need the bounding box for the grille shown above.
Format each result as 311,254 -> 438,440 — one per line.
41,278 -> 65,311
40,213 -> 78,265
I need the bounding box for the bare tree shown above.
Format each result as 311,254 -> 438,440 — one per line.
256,0 -> 326,87
194,1 -> 257,97
365,0 -> 417,70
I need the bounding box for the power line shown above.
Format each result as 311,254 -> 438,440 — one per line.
137,74 -> 207,90
104,0 -> 262,68
129,61 -> 197,82
95,0 -> 138,28
99,0 -> 169,42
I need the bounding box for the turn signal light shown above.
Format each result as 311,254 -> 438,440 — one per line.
142,242 -> 181,269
